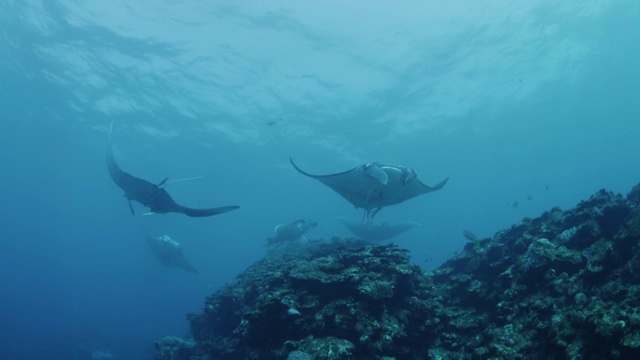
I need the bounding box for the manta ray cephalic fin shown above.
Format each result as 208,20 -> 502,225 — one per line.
157,177 -> 169,187
127,199 -> 135,215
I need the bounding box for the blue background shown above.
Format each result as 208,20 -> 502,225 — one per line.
1,1 -> 639,358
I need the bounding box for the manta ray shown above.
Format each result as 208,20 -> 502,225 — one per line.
245,218 -> 318,261
267,218 -> 317,246
107,122 -> 240,217
290,158 -> 448,218
147,235 -> 198,273
338,216 -> 420,242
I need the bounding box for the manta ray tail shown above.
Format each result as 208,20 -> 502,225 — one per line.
159,176 -> 210,188
179,205 -> 240,218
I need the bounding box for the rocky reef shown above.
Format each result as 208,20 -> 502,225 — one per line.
155,184 -> 640,359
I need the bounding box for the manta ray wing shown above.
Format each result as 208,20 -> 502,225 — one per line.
107,122 -> 240,217
289,158 -> 381,209
107,123 -> 181,214
178,205 -> 240,218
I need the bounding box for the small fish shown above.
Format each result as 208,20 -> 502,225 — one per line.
266,117 -> 281,126
526,195 -> 533,201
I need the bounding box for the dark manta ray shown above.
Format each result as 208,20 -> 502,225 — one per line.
337,217 -> 420,242
290,158 -> 448,218
106,122 -> 240,217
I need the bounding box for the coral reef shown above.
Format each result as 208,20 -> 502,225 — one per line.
155,184 -> 640,359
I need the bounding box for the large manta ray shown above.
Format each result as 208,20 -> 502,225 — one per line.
290,158 -> 448,218
337,217 -> 420,242
107,122 -> 240,217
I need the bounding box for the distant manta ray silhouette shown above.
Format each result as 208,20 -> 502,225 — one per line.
106,122 -> 240,217
337,217 -> 420,242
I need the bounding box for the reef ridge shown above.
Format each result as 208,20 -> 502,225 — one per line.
155,183 -> 640,359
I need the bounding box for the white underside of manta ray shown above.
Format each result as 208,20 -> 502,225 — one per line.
267,219 -> 318,246
245,219 -> 318,260
147,235 -> 198,273
337,217 -> 420,242
290,158 -> 449,218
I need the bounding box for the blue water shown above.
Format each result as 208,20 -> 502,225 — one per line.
1,1 -> 639,359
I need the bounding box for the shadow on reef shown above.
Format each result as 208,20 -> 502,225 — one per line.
155,183 -> 640,360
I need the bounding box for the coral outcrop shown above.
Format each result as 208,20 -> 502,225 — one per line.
155,183 -> 640,359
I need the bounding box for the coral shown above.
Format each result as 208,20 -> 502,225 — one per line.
287,350 -> 312,360
178,239 -> 432,359
155,336 -> 198,360
155,184 -> 640,359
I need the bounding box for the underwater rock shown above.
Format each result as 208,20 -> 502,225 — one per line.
155,184 -> 640,359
